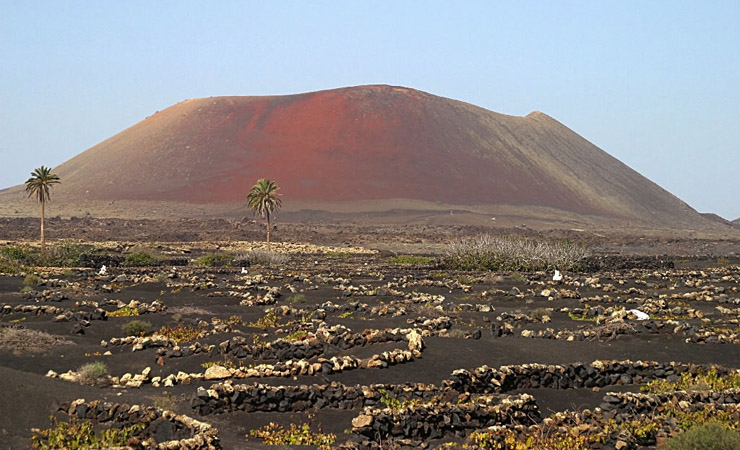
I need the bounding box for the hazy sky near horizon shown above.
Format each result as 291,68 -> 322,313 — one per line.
2,1 -> 739,220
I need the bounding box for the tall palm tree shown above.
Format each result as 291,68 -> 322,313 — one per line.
247,178 -> 282,249
25,166 -> 60,254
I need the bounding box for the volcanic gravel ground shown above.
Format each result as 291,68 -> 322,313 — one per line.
1,252 -> 739,449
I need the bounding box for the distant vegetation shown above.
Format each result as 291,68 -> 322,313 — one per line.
24,166 -> 60,254
247,178 -> 282,249
195,253 -> 233,267
443,234 -> 589,271
387,255 -> 435,265
237,250 -> 288,267
0,241 -> 92,270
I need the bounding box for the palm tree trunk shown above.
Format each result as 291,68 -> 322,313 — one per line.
40,200 -> 46,254
266,212 -> 271,250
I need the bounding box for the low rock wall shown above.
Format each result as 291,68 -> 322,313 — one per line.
54,399 -> 220,449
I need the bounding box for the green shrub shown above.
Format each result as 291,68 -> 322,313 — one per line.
642,369 -> 740,394
388,255 -> 434,265
107,306 -> 140,317
662,422 -> 740,450
121,320 -> 151,336
24,274 -> 41,287
286,294 -> 306,304
155,324 -> 206,342
195,253 -> 233,267
443,234 -> 590,272
0,254 -> 24,274
248,422 -> 335,449
123,252 -> 156,267
0,246 -> 37,264
31,416 -> 145,450
42,241 -> 91,267
76,361 -> 109,385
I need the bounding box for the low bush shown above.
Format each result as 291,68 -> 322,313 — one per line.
155,324 -> 206,343
107,306 -> 140,317
248,422 -> 335,450
42,241 -> 92,267
443,234 -> 590,272
121,320 -> 151,336
24,274 -> 41,287
0,254 -> 24,274
0,327 -> 72,354
123,252 -> 157,267
662,422 -> 740,450
286,294 -> 306,304
76,361 -> 109,385
388,255 -> 435,265
642,369 -> 740,394
195,253 -> 233,267
0,246 -> 37,265
31,416 -> 145,450
237,250 -> 288,267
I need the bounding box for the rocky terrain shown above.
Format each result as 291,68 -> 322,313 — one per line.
1,228 -> 739,449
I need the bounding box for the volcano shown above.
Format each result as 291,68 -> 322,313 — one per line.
0,85 -> 710,226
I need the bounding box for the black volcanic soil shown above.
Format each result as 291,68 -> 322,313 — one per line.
1,234 -> 740,449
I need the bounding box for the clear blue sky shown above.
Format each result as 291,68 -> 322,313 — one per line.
2,1 -> 739,220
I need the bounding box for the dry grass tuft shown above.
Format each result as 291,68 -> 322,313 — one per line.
0,326 -> 74,354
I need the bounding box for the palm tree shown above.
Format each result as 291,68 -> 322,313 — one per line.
247,178 -> 282,248
25,166 -> 61,253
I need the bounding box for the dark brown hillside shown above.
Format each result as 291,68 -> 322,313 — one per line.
0,85 -> 714,227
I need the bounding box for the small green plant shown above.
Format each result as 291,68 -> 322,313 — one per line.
121,320 -> 151,336
226,315 -> 244,326
324,251 -> 350,258
337,311 -> 354,319
248,310 -> 280,329
286,294 -> 306,304
285,330 -> 309,342
716,257 -> 731,266
195,253 -> 233,267
202,360 -> 238,370
107,306 -> 140,317
642,369 -> 740,394
76,361 -> 109,386
388,255 -> 434,265
568,311 -> 598,322
31,416 -> 145,450
24,273 -> 41,287
378,389 -> 419,411
662,422 -> 740,450
155,324 -> 206,343
248,422 -> 335,449
123,252 -> 156,267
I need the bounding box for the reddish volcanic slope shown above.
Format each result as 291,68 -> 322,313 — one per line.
9,85 -> 705,224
